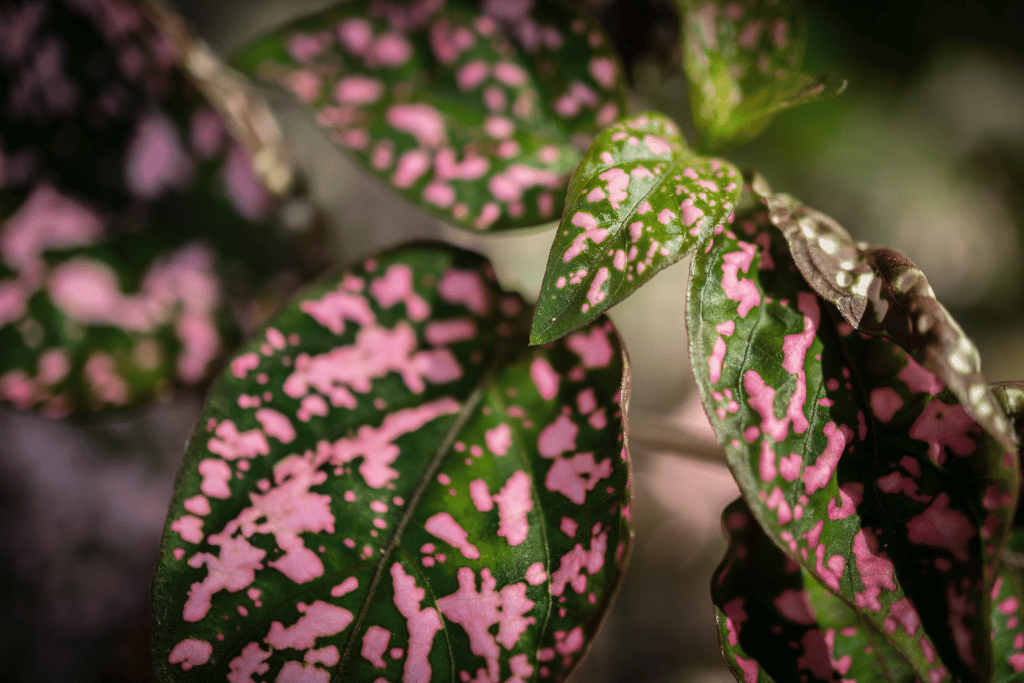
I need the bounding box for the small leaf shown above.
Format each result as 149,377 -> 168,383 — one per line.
688,203 -> 1018,681
680,0 -> 847,153
530,112 -> 741,345
232,0 -> 627,231
755,176 -> 1017,459
0,0 -> 309,414
152,243 -> 632,682
714,498 -> 919,683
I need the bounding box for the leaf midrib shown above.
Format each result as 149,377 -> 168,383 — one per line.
332,338 -> 511,681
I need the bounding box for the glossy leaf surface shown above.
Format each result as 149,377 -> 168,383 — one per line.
0,0 -> 307,414
755,176 -> 1013,446
714,498 -> 919,683
688,205 -> 1017,681
152,243 -> 632,682
233,0 -> 627,231
680,0 -> 847,152
531,112 -> 741,344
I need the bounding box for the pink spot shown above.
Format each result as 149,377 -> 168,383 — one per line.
437,567 -> 536,681
550,528 -> 607,596
566,326 -> 614,368
721,241 -> 760,316
425,512 -> 480,559
526,562 -> 547,585
168,638 -> 212,671
298,285 -> 375,335
334,75 -> 384,104
852,529 -> 896,611
456,60 -> 489,91
773,589 -> 816,625
560,516 -> 578,538
779,453 -> 801,481
231,353 -> 259,380
469,479 -> 493,512
370,264 -> 430,321
906,493 -> 974,561
265,600 -> 353,650
125,112 -> 193,199
183,535 -> 266,622
438,269 -> 489,314
424,318 -> 477,346
208,420 -> 271,461
361,625 -> 390,668
707,337 -> 727,384
909,399 -> 978,466
827,482 -> 863,520
485,423 -> 512,456
802,422 -> 851,495
391,563 -> 444,683
898,358 -> 944,395
392,149 -> 432,189
562,212 -> 609,262
198,458 -> 232,499
184,495 -> 211,516
545,452 -> 612,504
538,413 -> 578,458
530,357 -> 559,400
386,103 -> 446,148
171,515 -> 204,544
588,56 -> 617,88
331,577 -> 359,597
255,408 -> 296,444
494,471 -> 532,546
371,32 -> 413,67
781,292 -> 820,435
870,387 -> 903,422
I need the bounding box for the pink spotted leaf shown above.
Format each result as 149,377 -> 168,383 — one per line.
231,0 -> 627,231
688,200 -> 1018,681
714,498 -> 920,683
152,243 -> 632,682
530,112 -> 741,344
681,0 -> 847,153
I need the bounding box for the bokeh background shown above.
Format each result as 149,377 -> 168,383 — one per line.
2,0 -> 1023,681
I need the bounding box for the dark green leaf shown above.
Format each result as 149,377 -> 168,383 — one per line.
530,112 -> 741,345
152,243 -> 632,682
232,0 -> 627,231
714,498 -> 919,683
688,203 -> 1018,681
680,0 -> 847,153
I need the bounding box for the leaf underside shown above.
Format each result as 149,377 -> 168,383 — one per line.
689,203 -> 1018,681
530,111 -> 741,345
232,0 -> 628,232
0,0 -> 303,414
681,0 -> 847,153
152,243 -> 632,682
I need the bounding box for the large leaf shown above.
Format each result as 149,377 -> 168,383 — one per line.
688,202 -> 1018,681
232,0 -> 627,231
152,243 -> 632,682
680,0 -> 847,153
714,498 -> 919,683
0,0 -> 309,414
530,112 -> 741,345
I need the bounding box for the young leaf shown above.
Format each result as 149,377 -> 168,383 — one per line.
152,243 -> 632,682
755,178 -> 1013,446
714,498 -> 919,683
0,0 -> 309,414
232,0 -> 627,232
530,112 -> 742,345
680,0 -> 847,153
688,204 -> 1018,681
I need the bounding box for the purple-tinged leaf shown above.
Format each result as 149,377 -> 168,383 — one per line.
0,0 -> 311,414
681,0 -> 847,153
688,203 -> 1018,681
714,498 -> 920,683
232,0 -> 627,232
754,176 -> 1018,466
530,112 -> 741,344
152,243 -> 632,682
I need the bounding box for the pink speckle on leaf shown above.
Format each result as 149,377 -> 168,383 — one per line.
264,600 -> 354,650
391,563 -> 443,683
386,103 -> 447,148
485,423 -> 512,455
424,512 -> 480,559
255,408 -> 296,444
168,638 -> 212,671
566,326 -> 614,368
361,625 -> 391,668
494,471 -> 532,546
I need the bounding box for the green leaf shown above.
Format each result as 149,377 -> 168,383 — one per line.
688,202 -> 1018,681
0,0 -> 309,414
680,0 -> 847,153
530,112 -> 741,345
152,243 -> 632,682
714,498 -> 919,683
232,0 -> 627,232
